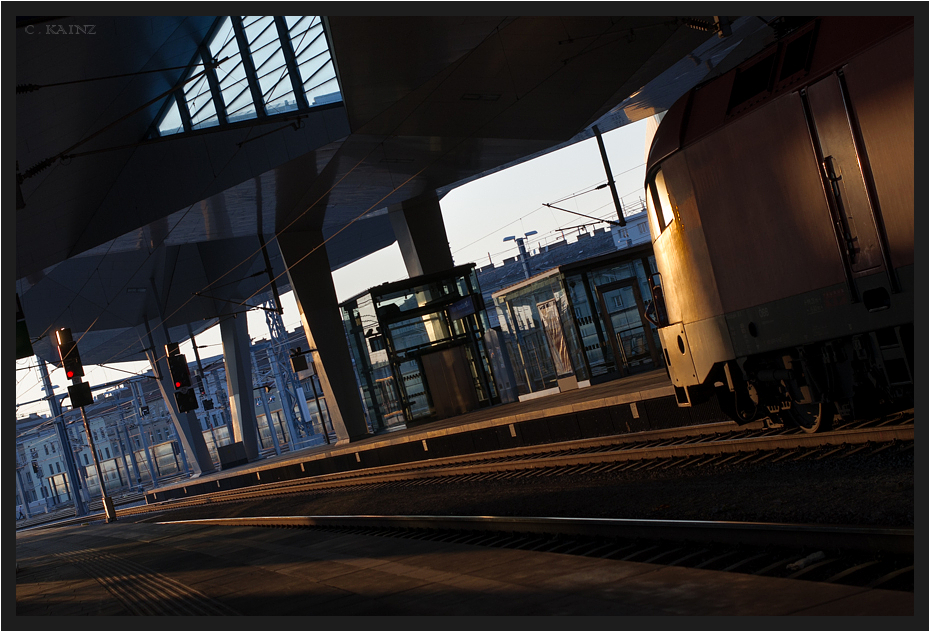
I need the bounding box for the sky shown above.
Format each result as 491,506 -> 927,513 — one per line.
15,118 -> 652,419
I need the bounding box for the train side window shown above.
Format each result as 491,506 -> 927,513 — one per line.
647,169 -> 676,236
727,53 -> 776,113
778,28 -> 815,81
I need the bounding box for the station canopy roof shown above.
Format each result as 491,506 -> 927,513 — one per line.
15,15 -> 778,365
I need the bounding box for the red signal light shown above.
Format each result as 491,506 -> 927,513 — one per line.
175,381 -> 182,388
67,370 -> 75,379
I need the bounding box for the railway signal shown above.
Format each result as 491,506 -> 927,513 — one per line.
55,328 -> 84,379
166,345 -> 199,413
53,327 -> 116,523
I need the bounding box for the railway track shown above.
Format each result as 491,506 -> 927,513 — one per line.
24,411 -> 912,534
156,514 -> 915,593
112,412 -> 912,516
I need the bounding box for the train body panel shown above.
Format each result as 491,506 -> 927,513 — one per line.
684,91 -> 847,313
644,16 -> 914,429
840,26 -> 914,269
648,151 -> 724,326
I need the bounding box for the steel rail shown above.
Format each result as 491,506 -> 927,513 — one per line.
131,411 -> 907,505
156,514 -> 914,556
30,418 -> 913,526
137,423 -> 915,508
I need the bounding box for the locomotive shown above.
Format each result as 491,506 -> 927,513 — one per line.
643,16 -> 914,432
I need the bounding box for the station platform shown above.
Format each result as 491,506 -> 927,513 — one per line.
147,369 -> 732,503
15,516 -> 914,617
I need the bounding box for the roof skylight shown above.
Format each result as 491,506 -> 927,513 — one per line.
153,15 -> 341,136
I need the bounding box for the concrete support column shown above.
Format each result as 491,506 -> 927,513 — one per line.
219,315 -> 260,461
276,229 -> 370,443
389,192 -> 455,277
141,318 -> 215,476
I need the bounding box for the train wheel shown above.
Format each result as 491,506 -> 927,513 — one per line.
783,402 -> 835,433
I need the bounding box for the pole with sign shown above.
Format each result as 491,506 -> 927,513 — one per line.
56,328 -> 116,523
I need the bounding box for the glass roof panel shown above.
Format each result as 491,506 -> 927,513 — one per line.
153,15 -> 341,137
288,16 -> 341,106
209,17 -> 256,122
184,55 -> 219,129
157,96 -> 184,136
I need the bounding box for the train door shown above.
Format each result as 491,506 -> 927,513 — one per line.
595,278 -> 662,376
802,71 -> 897,300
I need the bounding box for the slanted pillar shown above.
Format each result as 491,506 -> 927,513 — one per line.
141,318 -> 215,476
276,229 -> 370,443
220,315 -> 260,461
37,358 -> 87,516
389,192 -> 455,277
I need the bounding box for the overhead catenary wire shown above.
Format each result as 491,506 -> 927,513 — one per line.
18,16 -> 648,417
19,16 -> 517,412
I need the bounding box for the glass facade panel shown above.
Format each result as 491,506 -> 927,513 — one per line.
493,272 -> 588,396
495,252 -> 661,394
565,273 -> 609,376
341,265 -> 494,431
583,256 -> 660,375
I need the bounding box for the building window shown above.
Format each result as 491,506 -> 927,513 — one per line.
83,453 -> 89,465
44,445 -> 49,455
51,443 -> 56,453
105,447 -> 110,459
48,464 -> 54,476
638,224 -> 647,234
56,462 -> 61,473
